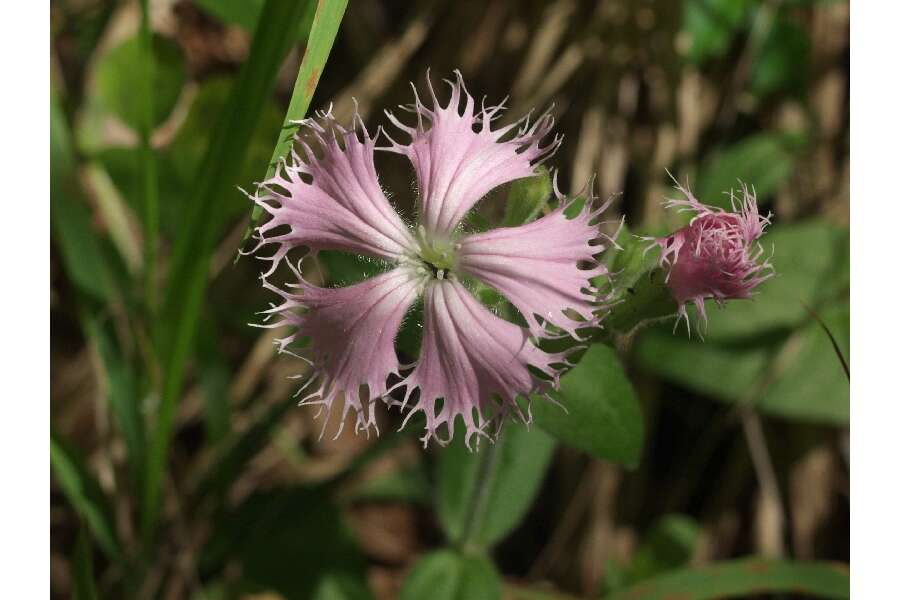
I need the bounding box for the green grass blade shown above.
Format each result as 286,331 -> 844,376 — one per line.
50,431 -> 123,561
143,0 -> 321,546
601,558 -> 849,600
242,0 -> 350,242
72,526 -> 100,600
85,316 -> 146,486
138,0 -> 160,314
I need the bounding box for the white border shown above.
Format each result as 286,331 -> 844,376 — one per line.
1,0 -> 49,595
851,1 -> 900,597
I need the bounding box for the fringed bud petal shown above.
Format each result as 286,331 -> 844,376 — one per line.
651,180 -> 774,334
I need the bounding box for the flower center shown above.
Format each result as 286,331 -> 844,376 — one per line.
413,225 -> 458,280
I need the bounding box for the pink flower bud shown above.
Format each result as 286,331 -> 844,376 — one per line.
650,181 -> 774,335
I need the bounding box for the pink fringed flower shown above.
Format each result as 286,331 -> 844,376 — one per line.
248,72 -> 615,447
650,180 -> 774,334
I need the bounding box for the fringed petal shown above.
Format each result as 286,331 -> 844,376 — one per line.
248,109 -> 415,276
383,70 -> 562,236
393,279 -> 570,449
458,178 -> 618,339
261,265 -> 423,437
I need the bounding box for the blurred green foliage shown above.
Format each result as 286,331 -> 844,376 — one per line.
50,0 -> 849,598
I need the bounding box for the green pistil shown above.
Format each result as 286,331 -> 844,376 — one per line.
415,225 -> 458,279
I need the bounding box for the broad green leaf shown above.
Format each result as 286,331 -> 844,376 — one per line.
533,344 -> 643,468
503,167 -> 552,227
438,423 -> 556,549
72,527 -> 100,600
399,550 -> 502,600
201,488 -> 368,600
93,34 -> 185,130
682,0 -> 750,64
696,133 -> 801,208
145,0 -> 323,543
751,17 -> 811,97
704,221 -> 849,341
607,514 -> 701,590
602,557 -> 849,600
636,303 -> 849,425
635,330 -> 769,402
50,432 -> 122,560
759,302 -> 849,423
51,89 -> 118,303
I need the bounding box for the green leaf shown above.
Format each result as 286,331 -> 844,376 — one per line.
602,558 -> 849,600
94,34 -> 186,130
696,133 -> 801,208
202,488 -> 368,600
145,0 -> 324,544
399,550 -> 502,600
72,527 -> 100,600
50,432 -> 122,560
635,330 -> 769,402
759,302 -> 849,423
502,167 -> 553,227
612,514 -> 701,589
635,302 -> 849,425
195,0 -> 315,36
438,423 -> 556,549
533,344 -> 644,468
751,17 -> 811,97
51,88 -> 119,303
85,317 -> 145,483
704,221 -> 849,341
682,0 -> 750,64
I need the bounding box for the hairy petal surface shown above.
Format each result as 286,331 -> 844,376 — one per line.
384,71 -> 562,236
394,279 -> 568,448
650,181 -> 774,333
262,265 -> 422,436
249,111 -> 415,275
458,187 -> 616,339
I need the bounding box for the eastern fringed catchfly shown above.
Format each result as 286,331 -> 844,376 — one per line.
246,72 -> 619,447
